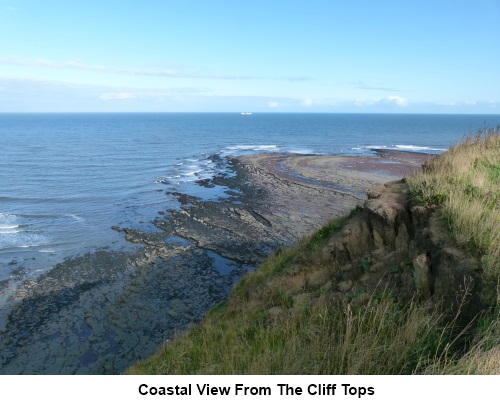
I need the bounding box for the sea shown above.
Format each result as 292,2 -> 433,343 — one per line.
1,113 -> 499,283
1,112 -> 499,373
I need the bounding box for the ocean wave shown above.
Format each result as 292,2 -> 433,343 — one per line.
1,212 -> 85,221
0,229 -> 26,234
0,214 -> 21,231
0,213 -> 46,251
394,144 -> 446,152
160,153 -> 227,184
63,214 -> 85,222
354,144 -> 447,154
0,213 -> 18,220
163,144 -> 316,185
224,144 -> 280,152
0,241 -> 74,253
286,148 -> 316,154
220,145 -> 281,157
0,196 -> 101,204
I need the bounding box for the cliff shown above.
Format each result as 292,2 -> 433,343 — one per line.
128,132 -> 499,375
319,179 -> 483,322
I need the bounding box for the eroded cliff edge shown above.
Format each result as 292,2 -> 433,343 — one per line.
317,180 -> 482,322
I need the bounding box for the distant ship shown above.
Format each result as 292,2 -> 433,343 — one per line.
240,112 -> 252,115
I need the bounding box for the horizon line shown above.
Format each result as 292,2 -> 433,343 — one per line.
1,111 -> 500,115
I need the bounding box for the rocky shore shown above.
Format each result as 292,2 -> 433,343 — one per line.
0,150 -> 430,374
154,150 -> 429,263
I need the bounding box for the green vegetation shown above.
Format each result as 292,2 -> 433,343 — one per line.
407,130 -> 500,294
307,217 -> 346,251
128,132 -> 500,375
129,294 -> 452,374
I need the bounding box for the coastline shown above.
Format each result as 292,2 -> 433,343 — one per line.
152,149 -> 429,265
128,133 -> 500,376
224,149 -> 430,244
0,150 -> 432,374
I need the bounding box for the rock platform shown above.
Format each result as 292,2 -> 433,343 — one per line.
0,150 -> 429,374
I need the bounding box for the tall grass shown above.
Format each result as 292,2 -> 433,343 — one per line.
425,311 -> 500,374
407,130 -> 500,296
405,131 -> 500,374
128,293 -> 448,374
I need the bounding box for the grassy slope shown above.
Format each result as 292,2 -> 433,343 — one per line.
406,130 -> 500,373
128,132 -> 500,375
407,131 -> 500,297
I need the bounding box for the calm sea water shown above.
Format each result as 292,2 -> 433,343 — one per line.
1,113 -> 499,284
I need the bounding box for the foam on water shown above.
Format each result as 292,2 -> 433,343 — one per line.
222,144 -> 280,153
0,229 -> 25,234
165,144 -> 283,184
353,144 -> 447,154
286,148 -> 317,154
394,144 -> 447,152
0,214 -> 45,250
63,213 -> 85,222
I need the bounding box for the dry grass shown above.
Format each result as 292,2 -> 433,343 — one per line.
407,130 -> 500,294
405,130 -> 500,374
128,292 -> 447,375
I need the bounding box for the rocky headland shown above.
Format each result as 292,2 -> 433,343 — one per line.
129,135 -> 498,374
0,149 -> 432,374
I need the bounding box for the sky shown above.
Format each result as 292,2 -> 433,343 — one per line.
0,0 -> 499,113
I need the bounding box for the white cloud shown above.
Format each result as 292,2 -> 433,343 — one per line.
354,96 -> 409,107
385,95 -> 409,106
437,100 -> 479,107
301,98 -> 313,107
99,92 -> 136,101
0,75 -> 217,111
2,75 -> 496,113
0,58 -> 316,83
0,57 -> 261,80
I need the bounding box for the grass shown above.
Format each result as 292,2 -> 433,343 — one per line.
423,311 -> 500,374
407,129 -> 500,299
127,132 -> 500,375
129,292 -> 450,374
407,130 -> 500,374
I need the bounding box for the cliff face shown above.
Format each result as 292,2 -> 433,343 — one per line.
320,179 -> 483,322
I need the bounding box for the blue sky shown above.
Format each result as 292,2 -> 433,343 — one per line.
0,0 -> 499,113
